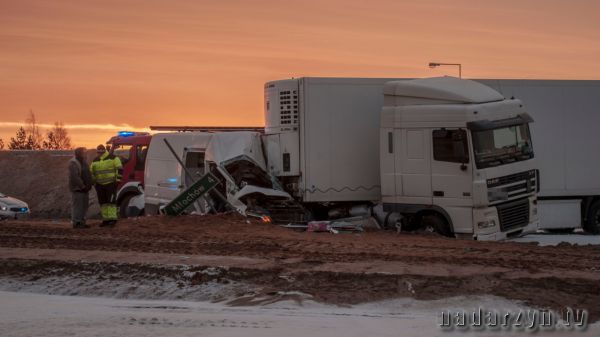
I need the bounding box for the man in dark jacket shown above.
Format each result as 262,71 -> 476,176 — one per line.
69,147 -> 93,228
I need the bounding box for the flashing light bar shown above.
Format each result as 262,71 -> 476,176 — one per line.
118,131 -> 136,137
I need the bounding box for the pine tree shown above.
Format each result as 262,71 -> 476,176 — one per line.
25,135 -> 37,150
9,127 -> 28,150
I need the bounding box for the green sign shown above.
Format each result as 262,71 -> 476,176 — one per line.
162,172 -> 220,216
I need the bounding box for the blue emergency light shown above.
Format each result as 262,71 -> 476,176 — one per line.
118,131 -> 136,137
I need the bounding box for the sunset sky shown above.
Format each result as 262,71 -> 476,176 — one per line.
1,0 -> 599,147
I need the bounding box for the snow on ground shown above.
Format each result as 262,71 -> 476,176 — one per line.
511,233 -> 600,246
0,291 -> 597,337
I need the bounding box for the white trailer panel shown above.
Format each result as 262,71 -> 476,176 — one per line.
301,78 -> 398,202
538,199 -> 582,229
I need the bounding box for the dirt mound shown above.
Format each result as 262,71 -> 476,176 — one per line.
0,151 -> 100,218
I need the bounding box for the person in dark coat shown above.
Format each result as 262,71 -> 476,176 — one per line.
68,147 -> 93,228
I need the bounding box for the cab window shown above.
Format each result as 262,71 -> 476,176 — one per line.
113,145 -> 133,164
135,145 -> 148,171
432,129 -> 469,163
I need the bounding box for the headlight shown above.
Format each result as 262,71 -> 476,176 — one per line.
478,220 -> 497,229
0,205 -> 7,211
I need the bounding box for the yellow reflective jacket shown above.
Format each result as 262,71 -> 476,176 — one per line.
90,152 -> 123,185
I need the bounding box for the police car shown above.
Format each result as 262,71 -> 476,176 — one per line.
0,192 -> 30,220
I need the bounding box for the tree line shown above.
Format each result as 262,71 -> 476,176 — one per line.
0,111 -> 72,150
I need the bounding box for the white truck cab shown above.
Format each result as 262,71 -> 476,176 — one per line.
380,77 -> 538,240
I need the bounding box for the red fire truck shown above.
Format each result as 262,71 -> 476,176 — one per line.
107,131 -> 152,218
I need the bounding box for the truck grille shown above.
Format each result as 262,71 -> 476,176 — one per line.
487,170 -> 535,188
497,199 -> 529,232
487,170 -> 537,203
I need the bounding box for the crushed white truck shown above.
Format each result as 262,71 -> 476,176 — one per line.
264,77 -> 539,240
130,131 -> 301,222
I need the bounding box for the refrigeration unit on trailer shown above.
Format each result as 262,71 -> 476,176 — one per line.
264,77 -> 539,239
479,80 -> 600,233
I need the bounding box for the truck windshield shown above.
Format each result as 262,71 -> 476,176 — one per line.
472,123 -> 534,169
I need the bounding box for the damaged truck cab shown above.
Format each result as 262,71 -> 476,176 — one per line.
143,131 -> 296,219
380,77 -> 538,240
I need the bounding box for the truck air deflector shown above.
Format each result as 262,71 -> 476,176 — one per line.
466,113 -> 533,131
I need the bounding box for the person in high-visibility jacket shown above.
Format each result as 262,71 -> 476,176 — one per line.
90,144 -> 123,226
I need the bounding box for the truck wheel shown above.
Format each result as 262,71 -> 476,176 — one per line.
422,214 -> 453,237
584,201 -> 600,234
119,194 -> 135,219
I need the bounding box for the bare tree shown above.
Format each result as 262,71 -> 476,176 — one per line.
43,122 -> 72,150
0,138 -> 4,150
25,110 -> 43,150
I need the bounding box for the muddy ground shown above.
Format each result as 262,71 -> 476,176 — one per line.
1,213 -> 599,321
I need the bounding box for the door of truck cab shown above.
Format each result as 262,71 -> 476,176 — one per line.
113,144 -> 135,189
182,148 -> 209,214
430,128 -> 473,233
113,144 -> 148,190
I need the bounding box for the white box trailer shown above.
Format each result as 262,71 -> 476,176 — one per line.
479,80 -> 600,232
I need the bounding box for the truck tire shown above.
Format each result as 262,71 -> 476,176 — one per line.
422,213 -> 453,237
584,201 -> 600,234
119,194 -> 135,219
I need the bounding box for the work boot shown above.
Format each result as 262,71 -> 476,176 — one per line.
100,220 -> 115,228
73,222 -> 90,229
